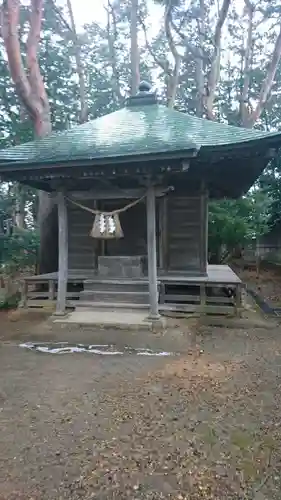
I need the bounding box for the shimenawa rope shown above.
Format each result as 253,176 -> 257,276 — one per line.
65,195 -> 146,239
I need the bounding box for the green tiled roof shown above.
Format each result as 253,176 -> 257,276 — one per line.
0,92 -> 280,167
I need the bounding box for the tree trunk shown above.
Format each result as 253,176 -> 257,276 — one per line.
2,0 -> 57,275
66,0 -> 88,123
239,0 -> 254,126
106,0 -> 122,104
34,117 -> 58,275
204,0 -> 231,119
14,183 -> 25,229
130,0 -> 140,96
195,0 -> 205,117
164,3 -> 181,108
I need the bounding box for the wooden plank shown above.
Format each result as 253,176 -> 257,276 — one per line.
169,242 -> 200,250
28,292 -> 52,298
165,294 -> 201,303
68,245 -> 93,252
27,299 -> 56,309
70,187 -> 167,201
56,191 -> 68,315
159,303 -> 235,315
147,185 -> 160,320
207,265 -> 242,283
206,296 -> 234,304
169,208 -> 200,215
169,233 -> 200,240
26,299 -> 75,309
168,221 -> 200,228
68,251 -> 94,259
169,196 -> 201,206
27,291 -> 80,299
22,270 -> 93,281
167,194 -> 202,274
163,293 -> 234,305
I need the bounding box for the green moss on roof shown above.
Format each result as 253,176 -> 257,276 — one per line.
0,102 -> 280,166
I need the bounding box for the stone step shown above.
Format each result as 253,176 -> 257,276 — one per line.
79,290 -> 151,304
74,301 -> 149,312
83,279 -> 150,293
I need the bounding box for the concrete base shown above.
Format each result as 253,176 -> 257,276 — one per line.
52,309 -> 166,331
53,310 -> 68,317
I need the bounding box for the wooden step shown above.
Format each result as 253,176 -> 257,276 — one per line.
83,279 -> 151,293
80,290 -> 150,304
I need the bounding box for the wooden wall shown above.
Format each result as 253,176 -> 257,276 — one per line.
159,193 -> 207,274
100,200 -> 147,257
67,192 -> 208,274
68,199 -> 97,270
67,199 -> 147,270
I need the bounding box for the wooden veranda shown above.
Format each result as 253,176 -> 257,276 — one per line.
20,265 -> 243,316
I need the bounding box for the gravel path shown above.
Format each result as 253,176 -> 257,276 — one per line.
1,312 -> 281,499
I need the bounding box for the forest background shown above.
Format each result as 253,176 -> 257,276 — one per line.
0,0 -> 281,271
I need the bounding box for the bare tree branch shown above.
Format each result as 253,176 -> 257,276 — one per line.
170,19 -> 209,62
48,0 -> 72,33
0,3 -> 3,37
47,0 -> 88,122
166,51 -> 181,108
138,14 -> 168,73
164,1 -> 179,63
247,23 -> 281,127
204,0 -> 231,119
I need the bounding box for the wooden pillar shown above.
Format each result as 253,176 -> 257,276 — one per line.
93,200 -> 99,272
159,195 -> 168,271
200,283 -> 206,315
200,183 -> 208,275
19,280 -> 28,308
146,185 -> 160,320
55,191 -> 68,315
48,279 -> 55,301
235,283 -> 243,317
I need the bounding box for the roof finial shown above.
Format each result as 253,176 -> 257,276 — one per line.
138,81 -> 152,93
126,80 -> 157,107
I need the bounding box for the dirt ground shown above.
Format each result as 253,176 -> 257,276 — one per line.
234,261 -> 281,308
1,310 -> 281,499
